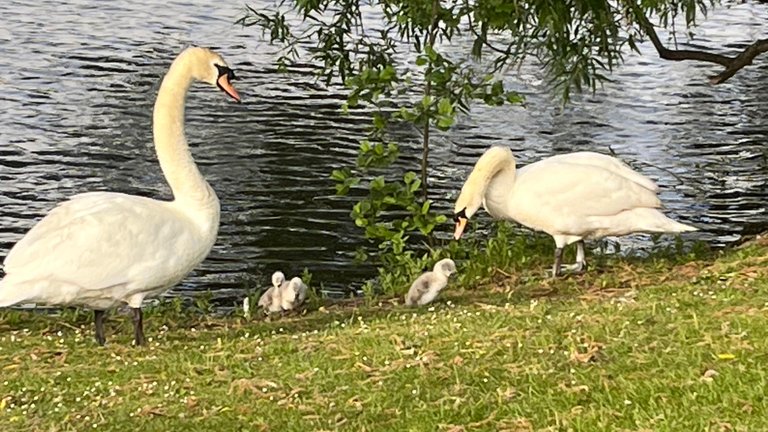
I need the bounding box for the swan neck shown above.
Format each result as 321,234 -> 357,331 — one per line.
153,62 -> 216,206
458,149 -> 516,215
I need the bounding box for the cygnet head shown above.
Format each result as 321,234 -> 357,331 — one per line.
433,258 -> 457,278
289,277 -> 304,292
175,47 -> 240,102
271,271 -> 285,289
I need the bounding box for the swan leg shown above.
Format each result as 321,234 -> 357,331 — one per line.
132,308 -> 146,346
554,241 -> 589,275
94,310 -> 106,346
567,240 -> 588,274
552,247 -> 564,277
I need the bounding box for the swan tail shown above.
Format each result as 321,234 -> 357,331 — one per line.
590,208 -> 698,237
630,208 -> 698,233
661,219 -> 698,233
0,278 -> 33,307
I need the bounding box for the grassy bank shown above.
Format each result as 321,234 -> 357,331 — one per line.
1,237 -> 768,431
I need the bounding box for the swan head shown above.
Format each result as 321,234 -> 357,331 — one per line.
271,271 -> 286,288
289,277 -> 305,293
180,47 -> 241,102
452,146 -> 514,240
434,258 -> 457,278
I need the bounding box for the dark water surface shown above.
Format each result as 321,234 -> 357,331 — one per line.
1,0 -> 767,301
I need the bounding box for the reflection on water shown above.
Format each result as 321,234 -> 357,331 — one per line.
0,0 -> 767,300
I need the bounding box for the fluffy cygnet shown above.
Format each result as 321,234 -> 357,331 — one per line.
258,271 -> 287,314
280,277 -> 308,311
405,258 -> 457,306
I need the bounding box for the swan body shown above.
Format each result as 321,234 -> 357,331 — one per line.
257,273 -> 308,314
405,258 -> 456,306
453,147 -> 697,275
0,47 -> 241,344
280,277 -> 308,311
258,271 -> 287,314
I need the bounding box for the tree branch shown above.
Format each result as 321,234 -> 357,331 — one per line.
632,3 -> 768,84
710,39 -> 768,84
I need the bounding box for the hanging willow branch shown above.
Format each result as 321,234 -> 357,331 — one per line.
631,2 -> 768,84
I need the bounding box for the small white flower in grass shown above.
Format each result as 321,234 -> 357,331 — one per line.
624,400 -> 632,405
411,389 -> 417,395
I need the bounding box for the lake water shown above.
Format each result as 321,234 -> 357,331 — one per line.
1,0 -> 767,301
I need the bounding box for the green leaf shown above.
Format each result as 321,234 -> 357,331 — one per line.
373,114 -> 387,129
330,169 -> 348,181
380,65 -> 396,81
437,116 -> 454,129
370,176 -> 385,190
437,98 -> 453,115
505,92 -> 525,104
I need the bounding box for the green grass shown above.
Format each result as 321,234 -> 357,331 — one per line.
2,237 -> 768,431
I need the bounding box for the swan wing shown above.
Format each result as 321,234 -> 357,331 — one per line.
527,152 -> 659,192
510,162 -> 662,229
3,192 -> 199,294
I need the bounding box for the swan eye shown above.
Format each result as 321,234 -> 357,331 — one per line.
453,208 -> 467,222
214,64 -> 236,81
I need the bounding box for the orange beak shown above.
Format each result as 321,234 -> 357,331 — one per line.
217,74 -> 241,103
453,218 -> 467,240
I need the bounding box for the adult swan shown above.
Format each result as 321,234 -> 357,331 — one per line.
0,47 -> 240,345
453,146 -> 697,276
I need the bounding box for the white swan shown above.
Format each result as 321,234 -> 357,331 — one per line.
280,276 -> 308,311
404,258 -> 456,306
258,271 -> 286,314
453,146 -> 697,276
0,47 -> 241,345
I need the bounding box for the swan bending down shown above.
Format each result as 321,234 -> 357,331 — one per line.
452,147 -> 697,276
405,258 -> 456,306
0,47 -> 241,345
